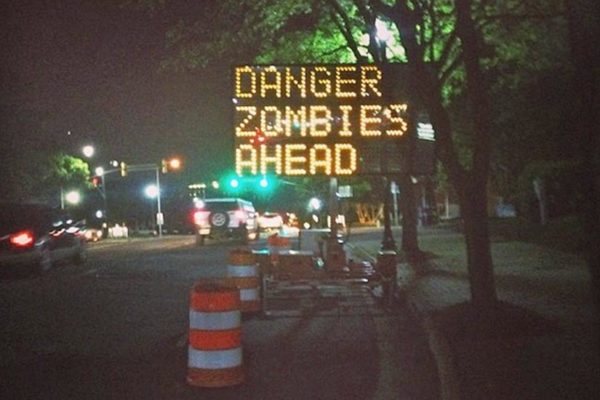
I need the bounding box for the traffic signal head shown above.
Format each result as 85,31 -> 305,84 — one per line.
222,172 -> 241,193
250,127 -> 267,147
259,176 -> 269,188
162,157 -> 182,173
90,176 -> 102,188
120,162 -> 128,177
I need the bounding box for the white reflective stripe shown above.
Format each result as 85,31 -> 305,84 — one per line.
188,346 -> 242,369
189,310 -> 241,331
227,265 -> 258,277
240,288 -> 259,301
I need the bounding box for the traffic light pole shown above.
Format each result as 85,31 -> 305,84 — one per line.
94,162 -> 170,238
325,177 -> 346,271
155,167 -> 163,237
125,164 -> 164,237
95,168 -> 119,236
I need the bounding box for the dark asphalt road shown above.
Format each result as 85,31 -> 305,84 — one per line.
0,233 -> 439,399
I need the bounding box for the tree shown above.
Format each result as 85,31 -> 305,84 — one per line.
43,153 -> 92,206
44,153 -> 91,189
364,0 -> 569,310
565,0 -> 600,315
1,150 -> 91,205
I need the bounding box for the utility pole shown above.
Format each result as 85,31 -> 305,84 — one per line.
155,167 -> 163,237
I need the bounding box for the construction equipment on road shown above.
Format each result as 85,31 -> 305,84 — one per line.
249,232 -> 391,318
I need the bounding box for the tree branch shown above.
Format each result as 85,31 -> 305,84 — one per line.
326,0 -> 367,62
436,30 -> 459,72
318,44 -> 354,58
353,0 -> 384,63
438,51 -> 463,86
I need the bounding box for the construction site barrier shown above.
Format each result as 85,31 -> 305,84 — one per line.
267,233 -> 291,264
187,281 -> 244,387
227,248 -> 261,313
275,250 -> 320,280
252,249 -> 271,275
376,250 -> 398,307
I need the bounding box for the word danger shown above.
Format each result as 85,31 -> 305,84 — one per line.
235,65 -> 384,100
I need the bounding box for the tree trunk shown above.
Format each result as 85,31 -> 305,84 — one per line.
533,178 -> 548,225
389,0 -> 499,310
460,179 -> 498,309
399,98 -> 420,259
454,0 -> 498,310
566,0 -> 600,316
400,173 -> 420,258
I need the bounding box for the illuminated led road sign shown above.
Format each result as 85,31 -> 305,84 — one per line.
233,64 -> 425,177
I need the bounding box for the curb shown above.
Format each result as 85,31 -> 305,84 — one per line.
347,242 -> 461,400
404,294 -> 461,400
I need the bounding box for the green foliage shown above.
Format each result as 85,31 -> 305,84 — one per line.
255,22 -> 356,64
45,153 -> 92,190
161,0 -> 346,69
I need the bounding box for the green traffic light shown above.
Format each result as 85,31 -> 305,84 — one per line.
259,177 -> 268,188
230,178 -> 239,189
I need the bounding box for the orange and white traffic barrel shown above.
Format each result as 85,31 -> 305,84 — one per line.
227,248 -> 261,313
187,281 -> 244,387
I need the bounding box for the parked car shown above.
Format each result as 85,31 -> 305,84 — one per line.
0,203 -> 87,275
83,226 -> 103,242
257,212 -> 284,232
192,198 -> 258,245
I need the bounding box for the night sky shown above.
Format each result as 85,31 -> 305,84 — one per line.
1,1 -> 232,180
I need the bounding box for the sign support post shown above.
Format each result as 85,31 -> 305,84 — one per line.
326,177 -> 346,271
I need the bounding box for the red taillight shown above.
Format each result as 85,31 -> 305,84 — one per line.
10,230 -> 35,248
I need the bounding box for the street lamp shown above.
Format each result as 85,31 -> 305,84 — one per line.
144,184 -> 161,235
309,197 -> 322,211
65,190 -> 81,206
82,145 -> 95,158
308,197 -> 321,228
144,184 -> 159,198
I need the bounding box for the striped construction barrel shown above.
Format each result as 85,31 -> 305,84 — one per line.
227,248 -> 261,313
187,281 -> 244,387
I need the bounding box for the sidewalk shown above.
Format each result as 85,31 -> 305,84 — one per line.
347,227 -> 599,400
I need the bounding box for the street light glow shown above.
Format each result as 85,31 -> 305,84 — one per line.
309,197 -> 322,211
375,19 -> 392,42
65,191 -> 81,205
95,166 -> 104,176
82,145 -> 95,158
144,184 -> 159,198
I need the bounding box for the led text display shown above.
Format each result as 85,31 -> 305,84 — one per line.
233,65 -> 409,176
